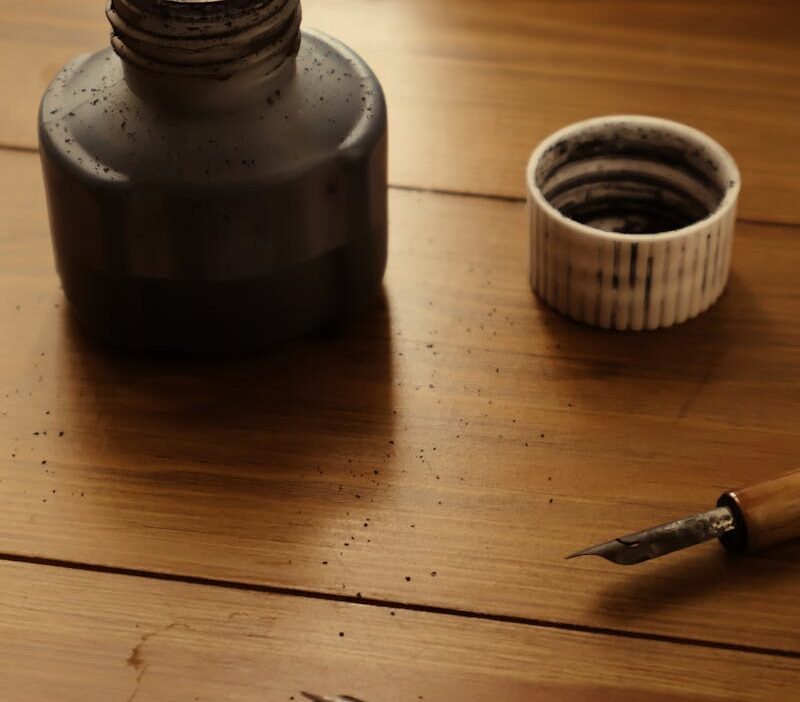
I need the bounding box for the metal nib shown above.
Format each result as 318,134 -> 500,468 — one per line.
567,506 -> 736,565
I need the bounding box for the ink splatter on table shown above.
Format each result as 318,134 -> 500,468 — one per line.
1,1 -> 800,699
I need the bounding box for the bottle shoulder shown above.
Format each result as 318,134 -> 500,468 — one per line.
39,30 -> 386,186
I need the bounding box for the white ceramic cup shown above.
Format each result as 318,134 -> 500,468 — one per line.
526,115 -> 740,330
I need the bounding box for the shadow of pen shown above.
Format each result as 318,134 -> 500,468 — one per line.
592,539 -> 800,623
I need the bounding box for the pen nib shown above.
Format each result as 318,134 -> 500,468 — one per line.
567,506 -> 736,565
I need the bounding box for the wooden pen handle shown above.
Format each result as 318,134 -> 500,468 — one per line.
718,470 -> 800,553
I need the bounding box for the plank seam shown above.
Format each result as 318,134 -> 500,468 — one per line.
1,551 -> 798,661
0,144 -> 796,229
0,143 -> 38,154
390,184 -> 800,229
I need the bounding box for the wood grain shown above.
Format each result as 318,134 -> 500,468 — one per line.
2,149 -> 800,654
2,559 -> 800,702
1,1 -> 799,223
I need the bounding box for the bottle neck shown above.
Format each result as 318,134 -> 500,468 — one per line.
107,0 -> 301,111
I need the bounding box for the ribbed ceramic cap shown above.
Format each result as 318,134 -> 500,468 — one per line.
526,115 -> 740,330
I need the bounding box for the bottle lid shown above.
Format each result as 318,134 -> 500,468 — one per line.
526,115 -> 740,330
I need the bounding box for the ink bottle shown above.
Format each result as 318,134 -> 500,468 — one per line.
39,0 -> 387,352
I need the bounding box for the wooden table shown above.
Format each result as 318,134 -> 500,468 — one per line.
2,1 -> 799,699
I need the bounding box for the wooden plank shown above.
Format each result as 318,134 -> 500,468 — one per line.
2,149 -> 800,653
2,559 -> 800,702
1,1 -> 799,223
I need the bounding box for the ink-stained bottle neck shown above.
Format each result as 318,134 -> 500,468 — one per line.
106,0 -> 302,79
